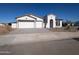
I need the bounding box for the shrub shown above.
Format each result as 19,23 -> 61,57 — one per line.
0,25 -> 12,34
64,25 -> 77,32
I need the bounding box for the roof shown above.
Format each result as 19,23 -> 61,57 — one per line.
16,13 -> 43,20
27,13 -> 43,19
56,19 -> 63,20
16,14 -> 36,19
8,22 -> 16,24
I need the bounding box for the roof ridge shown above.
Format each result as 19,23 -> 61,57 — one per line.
28,14 -> 43,19
16,14 -> 36,19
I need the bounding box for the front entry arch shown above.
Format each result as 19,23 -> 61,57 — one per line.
50,19 -> 53,28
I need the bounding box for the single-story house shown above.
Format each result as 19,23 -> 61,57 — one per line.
0,23 -> 6,27
11,14 -> 63,28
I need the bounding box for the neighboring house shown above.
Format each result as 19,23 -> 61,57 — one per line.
11,14 -> 63,28
11,22 -> 17,28
74,21 -> 79,26
8,22 -> 16,28
62,21 -> 75,27
0,23 -> 6,26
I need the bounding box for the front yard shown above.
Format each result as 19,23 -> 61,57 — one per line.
49,26 -> 79,32
0,25 -> 12,35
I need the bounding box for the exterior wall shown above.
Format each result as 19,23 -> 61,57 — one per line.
36,22 -> 43,28
55,21 -> 62,28
11,23 -> 16,28
46,14 -> 56,28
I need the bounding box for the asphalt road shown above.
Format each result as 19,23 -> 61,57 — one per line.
0,28 -> 79,55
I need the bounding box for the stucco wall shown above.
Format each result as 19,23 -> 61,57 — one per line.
46,14 -> 56,28
55,21 -> 62,28
11,23 -> 16,28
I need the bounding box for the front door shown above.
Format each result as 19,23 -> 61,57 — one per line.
50,19 -> 53,28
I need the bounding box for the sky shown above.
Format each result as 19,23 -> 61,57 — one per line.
0,3 -> 79,23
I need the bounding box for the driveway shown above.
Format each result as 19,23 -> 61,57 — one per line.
9,28 -> 50,34
0,28 -> 79,55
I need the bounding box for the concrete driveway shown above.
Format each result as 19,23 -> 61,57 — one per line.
9,28 -> 50,34
0,28 -> 79,55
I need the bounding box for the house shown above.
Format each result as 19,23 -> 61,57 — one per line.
8,22 -> 16,28
16,14 -> 43,28
0,23 -> 6,27
11,14 -> 63,28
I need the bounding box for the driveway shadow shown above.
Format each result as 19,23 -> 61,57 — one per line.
10,38 -> 79,55
72,37 -> 79,41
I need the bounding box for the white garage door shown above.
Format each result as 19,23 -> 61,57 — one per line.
36,22 -> 43,28
18,22 -> 35,28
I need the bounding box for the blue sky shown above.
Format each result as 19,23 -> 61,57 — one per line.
0,3 -> 79,23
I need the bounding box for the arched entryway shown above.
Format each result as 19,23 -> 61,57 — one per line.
50,19 -> 53,28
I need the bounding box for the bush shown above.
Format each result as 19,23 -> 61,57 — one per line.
0,25 -> 12,34
5,25 -> 12,31
64,25 -> 77,32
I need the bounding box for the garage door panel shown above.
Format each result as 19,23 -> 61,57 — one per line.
36,22 -> 43,28
18,22 -> 34,28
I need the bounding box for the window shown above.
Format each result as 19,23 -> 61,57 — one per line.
56,20 -> 60,26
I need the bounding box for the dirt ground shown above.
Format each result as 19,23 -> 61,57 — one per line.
0,26 -> 12,35
0,29 -> 79,55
